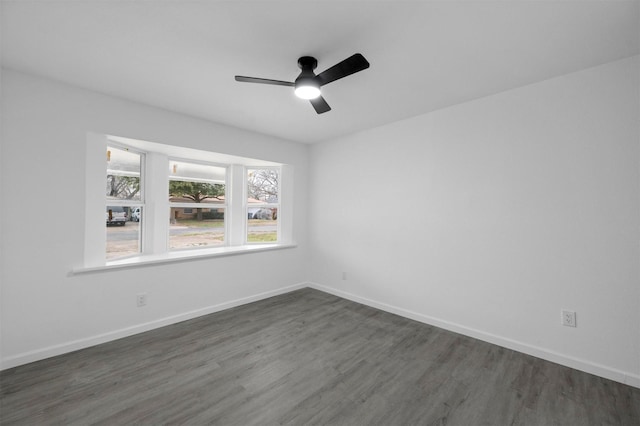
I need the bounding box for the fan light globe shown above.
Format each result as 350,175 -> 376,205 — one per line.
294,85 -> 321,100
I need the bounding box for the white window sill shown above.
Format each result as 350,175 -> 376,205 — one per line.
72,243 -> 297,275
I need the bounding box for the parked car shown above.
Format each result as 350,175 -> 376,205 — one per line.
250,208 -> 276,220
248,207 -> 261,219
106,206 -> 127,226
131,207 -> 141,222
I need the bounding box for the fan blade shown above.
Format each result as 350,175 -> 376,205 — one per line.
310,96 -> 331,114
235,76 -> 294,87
315,53 -> 370,86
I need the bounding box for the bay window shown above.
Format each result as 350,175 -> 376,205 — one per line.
82,133 -> 293,270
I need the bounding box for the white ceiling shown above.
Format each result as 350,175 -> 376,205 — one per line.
2,1 -> 638,144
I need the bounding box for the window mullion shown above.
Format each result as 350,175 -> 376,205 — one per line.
144,152 -> 169,254
228,164 -> 246,246
278,164 -> 292,244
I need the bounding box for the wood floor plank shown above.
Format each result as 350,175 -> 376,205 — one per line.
1,288 -> 638,425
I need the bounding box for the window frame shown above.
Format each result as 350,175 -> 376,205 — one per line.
82,133 -> 293,271
105,143 -> 146,261
245,166 -> 281,244
167,157 -> 229,252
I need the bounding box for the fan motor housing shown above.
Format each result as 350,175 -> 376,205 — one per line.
297,56 -> 318,71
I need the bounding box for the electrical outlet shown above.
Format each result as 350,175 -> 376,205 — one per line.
136,293 -> 147,307
561,310 -> 576,327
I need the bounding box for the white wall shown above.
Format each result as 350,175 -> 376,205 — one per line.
309,56 -> 640,386
0,70 -> 309,369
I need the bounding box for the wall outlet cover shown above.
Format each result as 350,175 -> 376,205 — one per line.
562,310 -> 576,327
136,293 -> 147,307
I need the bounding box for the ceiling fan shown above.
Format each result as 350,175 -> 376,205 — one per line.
235,53 -> 370,114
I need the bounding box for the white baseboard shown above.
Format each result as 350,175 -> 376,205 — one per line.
307,282 -> 640,389
0,282 -> 307,371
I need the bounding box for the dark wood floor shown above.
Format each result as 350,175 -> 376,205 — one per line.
1,288 -> 639,425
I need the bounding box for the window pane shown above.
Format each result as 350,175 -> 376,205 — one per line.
106,206 -> 141,260
106,146 -> 141,201
247,208 -> 278,242
169,207 -> 225,250
169,161 -> 225,203
247,169 -> 279,203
